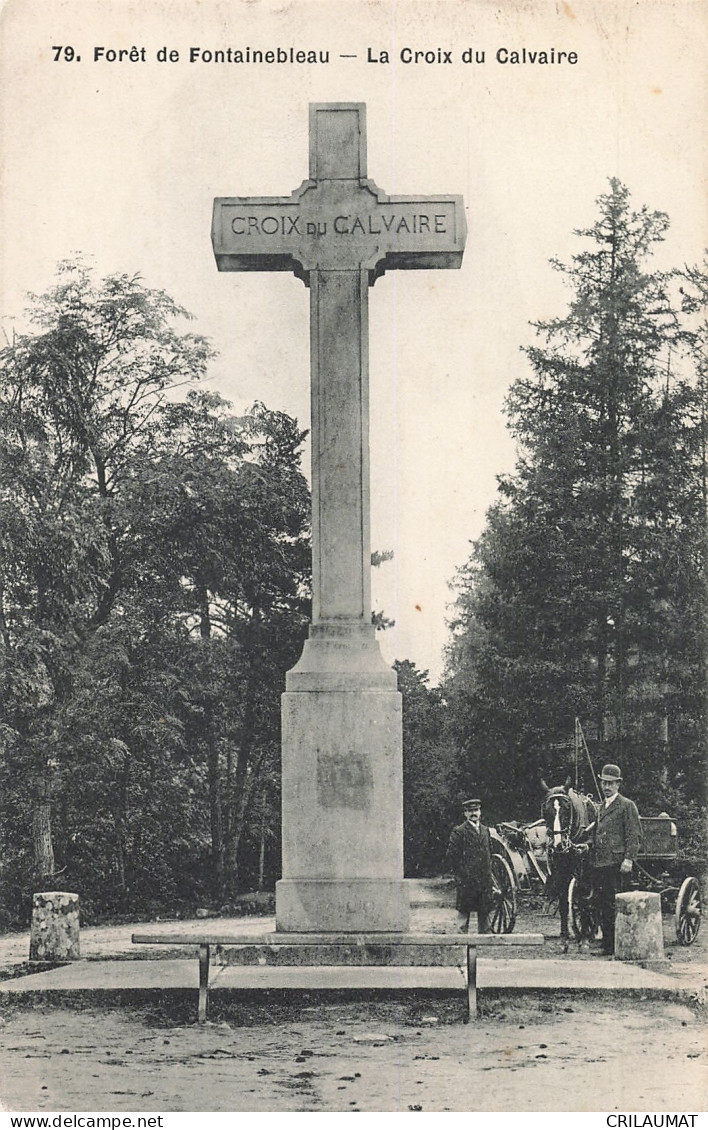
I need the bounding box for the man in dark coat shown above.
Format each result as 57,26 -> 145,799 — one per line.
445,797 -> 494,933
590,763 -> 642,954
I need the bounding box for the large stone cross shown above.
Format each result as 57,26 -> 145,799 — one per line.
212,103 -> 466,932
213,103 -> 465,634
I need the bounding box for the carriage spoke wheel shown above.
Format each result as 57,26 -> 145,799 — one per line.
675,876 -> 702,946
568,875 -> 600,942
489,855 -> 517,934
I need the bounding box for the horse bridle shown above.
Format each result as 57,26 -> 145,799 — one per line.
543,792 -> 577,854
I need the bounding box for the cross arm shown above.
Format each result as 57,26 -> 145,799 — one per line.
212,180 -> 466,284
362,185 -> 466,282
212,184 -> 315,279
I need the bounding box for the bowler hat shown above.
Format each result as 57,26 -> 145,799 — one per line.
461,797 -> 482,809
599,763 -> 622,782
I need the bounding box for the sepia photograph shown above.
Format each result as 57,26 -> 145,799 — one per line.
0,0 -> 706,1117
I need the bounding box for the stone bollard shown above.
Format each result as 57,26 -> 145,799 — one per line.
29,891 -> 80,962
614,890 -> 664,962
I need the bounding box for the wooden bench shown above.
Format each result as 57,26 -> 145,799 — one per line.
131,931 -> 544,1023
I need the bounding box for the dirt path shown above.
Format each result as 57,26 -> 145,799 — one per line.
0,995 -> 705,1112
1,894 -> 705,1112
1,894 -> 704,970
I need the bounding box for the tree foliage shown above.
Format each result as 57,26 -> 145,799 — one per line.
446,182 -> 706,831
395,660 -> 460,875
0,263 -> 310,923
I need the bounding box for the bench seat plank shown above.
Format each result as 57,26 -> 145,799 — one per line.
132,932 -> 543,947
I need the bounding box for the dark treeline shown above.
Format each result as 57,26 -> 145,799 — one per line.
0,262 -> 311,925
445,181 -> 706,857
1,181 -> 705,924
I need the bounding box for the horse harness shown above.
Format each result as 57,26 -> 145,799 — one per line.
543,787 -> 595,857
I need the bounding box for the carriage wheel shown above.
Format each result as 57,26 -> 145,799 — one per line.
675,876 -> 702,946
489,854 -> 517,934
568,875 -> 600,941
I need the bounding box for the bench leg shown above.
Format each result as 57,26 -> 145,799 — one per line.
465,945 -> 478,1023
198,944 -> 210,1024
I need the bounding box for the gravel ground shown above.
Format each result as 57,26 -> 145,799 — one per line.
0,892 -> 706,1113
0,994 -> 705,1112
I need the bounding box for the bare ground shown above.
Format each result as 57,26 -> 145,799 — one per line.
0,894 -> 706,1113
0,994 -> 705,1112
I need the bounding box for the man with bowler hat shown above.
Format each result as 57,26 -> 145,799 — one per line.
590,763 -> 641,954
445,797 -> 494,933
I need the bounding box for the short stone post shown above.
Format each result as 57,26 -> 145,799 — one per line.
614,890 -> 664,962
29,891 -> 80,962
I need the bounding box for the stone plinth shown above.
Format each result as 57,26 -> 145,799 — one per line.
276,633 -> 409,932
614,891 -> 664,962
29,891 -> 80,962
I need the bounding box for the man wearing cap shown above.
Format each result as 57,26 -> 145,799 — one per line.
445,798 -> 494,933
590,764 -> 642,954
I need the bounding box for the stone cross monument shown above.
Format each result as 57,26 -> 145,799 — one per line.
213,103 -> 466,931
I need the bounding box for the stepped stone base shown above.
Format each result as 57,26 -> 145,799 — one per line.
276,878 -> 409,933
277,659 -> 409,933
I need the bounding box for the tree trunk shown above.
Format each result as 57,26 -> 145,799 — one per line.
32,775 -> 55,883
113,753 -> 130,907
258,800 -> 266,891
206,699 -> 225,901
222,606 -> 263,900
223,747 -> 266,901
114,812 -> 127,903
196,583 -> 226,902
222,762 -> 257,901
595,614 -> 608,747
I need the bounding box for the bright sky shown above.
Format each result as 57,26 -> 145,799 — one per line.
1,0 -> 705,681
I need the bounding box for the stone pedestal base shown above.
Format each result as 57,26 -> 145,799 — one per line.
276,631 -> 409,933
615,890 -> 665,962
276,878 -> 409,932
29,891 -> 80,962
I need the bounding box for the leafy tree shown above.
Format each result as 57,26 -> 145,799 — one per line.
396,660 -> 459,875
0,261 -> 211,895
0,262 -> 311,921
446,182 -> 705,825
117,392 -> 310,902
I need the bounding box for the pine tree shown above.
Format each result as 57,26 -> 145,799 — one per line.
446,182 -> 705,822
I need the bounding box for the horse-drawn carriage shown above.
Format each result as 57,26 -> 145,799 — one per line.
486,791 -> 703,946
485,819 -> 548,934
567,811 -> 703,947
